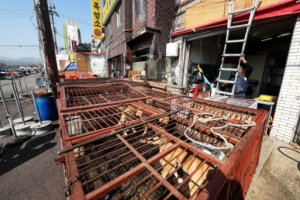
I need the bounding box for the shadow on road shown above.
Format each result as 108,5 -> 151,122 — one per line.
0,130 -> 57,176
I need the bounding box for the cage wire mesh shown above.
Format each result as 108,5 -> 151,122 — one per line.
135,88 -> 180,100
69,112 -> 246,199
190,99 -> 257,121
64,104 -> 153,137
61,83 -> 146,108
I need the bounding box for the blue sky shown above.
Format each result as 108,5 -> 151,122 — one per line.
0,0 -> 96,60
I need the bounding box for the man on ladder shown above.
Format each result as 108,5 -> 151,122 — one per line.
229,56 -> 253,98
215,0 -> 259,98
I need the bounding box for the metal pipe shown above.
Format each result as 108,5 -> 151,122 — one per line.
11,81 -> 25,124
58,109 -> 182,155
31,91 -> 42,124
181,38 -> 187,88
24,76 -> 28,95
18,76 -> 23,94
0,86 -> 17,138
13,81 -> 26,119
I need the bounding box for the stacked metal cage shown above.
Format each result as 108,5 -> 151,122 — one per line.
56,80 -> 268,200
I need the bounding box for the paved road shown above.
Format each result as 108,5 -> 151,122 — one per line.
0,75 -> 65,200
0,74 -> 41,99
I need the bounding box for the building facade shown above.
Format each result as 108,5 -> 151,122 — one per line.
103,0 -> 176,77
63,19 -> 81,54
169,0 -> 300,143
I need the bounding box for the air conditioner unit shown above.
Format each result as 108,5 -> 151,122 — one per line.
166,43 -> 178,57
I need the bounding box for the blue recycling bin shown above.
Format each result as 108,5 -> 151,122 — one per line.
35,93 -> 58,121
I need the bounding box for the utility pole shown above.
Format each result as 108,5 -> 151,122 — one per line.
33,0 -> 59,97
49,1 -> 59,54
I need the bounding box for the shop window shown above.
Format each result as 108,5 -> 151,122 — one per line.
116,5 -> 122,27
134,0 -> 147,23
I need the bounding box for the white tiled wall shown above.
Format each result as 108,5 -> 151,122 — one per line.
270,16 -> 300,143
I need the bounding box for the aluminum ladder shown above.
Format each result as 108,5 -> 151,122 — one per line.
215,0 -> 259,96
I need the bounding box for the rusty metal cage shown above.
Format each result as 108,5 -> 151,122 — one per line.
134,87 -> 182,100
57,80 -> 149,101
58,83 -> 149,111
57,99 -> 267,200
56,80 -> 268,200
59,102 -> 167,145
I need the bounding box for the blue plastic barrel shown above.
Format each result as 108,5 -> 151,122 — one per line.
35,93 -> 58,121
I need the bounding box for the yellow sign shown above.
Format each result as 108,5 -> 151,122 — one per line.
68,53 -> 77,63
91,0 -> 103,39
103,0 -> 117,22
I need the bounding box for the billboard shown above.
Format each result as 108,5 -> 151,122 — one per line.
91,0 -> 103,39
103,0 -> 117,22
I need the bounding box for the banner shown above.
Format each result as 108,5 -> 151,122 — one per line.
64,54 -> 78,71
71,40 -> 77,53
91,0 -> 103,39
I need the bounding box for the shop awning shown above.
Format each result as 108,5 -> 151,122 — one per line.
172,0 -> 300,37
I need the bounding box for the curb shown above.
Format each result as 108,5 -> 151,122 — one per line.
245,136 -> 275,200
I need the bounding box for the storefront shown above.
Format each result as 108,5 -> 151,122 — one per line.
170,0 -> 300,143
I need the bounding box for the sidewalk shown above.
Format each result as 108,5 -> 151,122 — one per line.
246,136 -> 300,200
0,99 -> 65,200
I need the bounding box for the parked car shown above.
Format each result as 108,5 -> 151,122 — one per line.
21,68 -> 30,76
1,68 -> 12,75
11,69 -> 23,78
0,67 -> 6,79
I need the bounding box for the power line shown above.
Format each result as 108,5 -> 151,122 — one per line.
0,45 -> 39,47
0,12 -> 33,15
0,9 -> 32,12
0,15 -> 33,18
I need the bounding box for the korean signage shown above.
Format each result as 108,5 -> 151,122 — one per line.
91,37 -> 99,53
71,40 -> 77,53
103,0 -> 117,22
91,0 -> 103,39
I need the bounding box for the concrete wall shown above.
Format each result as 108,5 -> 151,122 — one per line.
170,39 -> 186,86
270,15 -> 300,143
173,0 -> 202,32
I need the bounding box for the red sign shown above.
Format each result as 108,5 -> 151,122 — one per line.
71,40 -> 77,53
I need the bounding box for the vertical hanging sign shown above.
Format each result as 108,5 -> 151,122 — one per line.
71,40 -> 77,53
91,0 -> 103,39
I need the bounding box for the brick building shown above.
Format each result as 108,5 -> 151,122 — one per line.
102,0 -> 176,77
169,0 -> 300,143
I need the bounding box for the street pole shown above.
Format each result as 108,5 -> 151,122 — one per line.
49,1 -> 58,54
33,0 -> 59,97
